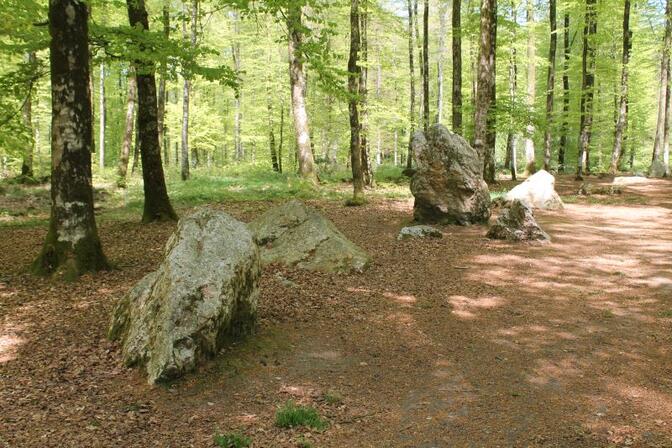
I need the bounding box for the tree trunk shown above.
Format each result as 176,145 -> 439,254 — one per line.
543,0 -> 557,171
577,0 -> 597,180
287,4 -> 318,183
132,113 -> 140,173
21,52 -> 37,178
349,0 -> 365,203
33,0 -> 108,278
422,0 -> 430,131
474,0 -> 497,183
117,72 -> 137,185
610,0 -> 631,174
180,4 -> 191,180
506,0 -> 518,180
414,0 -> 424,129
406,0 -> 417,170
127,0 -> 178,222
360,2 -> 373,187
651,0 -> 672,174
664,62 -> 672,175
98,62 -> 106,169
279,103 -> 284,173
558,12 -> 570,171
452,0 -> 463,134
266,30 -> 279,173
158,3 -> 170,166
437,1 -> 448,124
231,11 -> 244,161
524,0 -> 537,176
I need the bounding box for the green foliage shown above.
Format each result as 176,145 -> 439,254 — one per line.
275,401 -> 328,430
213,432 -> 252,448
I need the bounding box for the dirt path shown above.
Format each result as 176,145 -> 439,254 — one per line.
1,176 -> 671,447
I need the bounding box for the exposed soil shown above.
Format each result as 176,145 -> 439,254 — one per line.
1,175 -> 671,447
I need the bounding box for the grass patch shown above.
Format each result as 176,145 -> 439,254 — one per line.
658,310 -> 672,318
213,432 -> 252,448
275,401 -> 328,431
323,391 -> 342,405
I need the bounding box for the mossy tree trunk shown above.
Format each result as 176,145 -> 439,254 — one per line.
126,0 -> 178,223
33,0 -> 109,280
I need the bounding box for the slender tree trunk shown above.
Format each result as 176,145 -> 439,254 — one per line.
406,0 -> 417,170
506,0 -> 518,180
452,0 -> 463,133
98,62 -> 106,169
360,2 -> 373,187
349,0 -> 365,202
279,103 -> 284,173
422,0 -> 430,131
414,0 -> 424,128
577,0 -> 597,180
117,72 -> 137,185
21,52 -> 37,178
524,0 -> 537,175
132,114 -> 140,173
558,12 -> 570,171
127,0 -> 177,222
231,11 -> 244,161
475,0 -> 497,183
543,0 -> 557,171
436,1 -> 448,124
266,30 -> 279,173
157,3 -> 170,166
180,4 -> 191,180
287,4 -> 318,183
664,63 -> 672,175
33,0 -> 108,278
651,0 -> 672,175
610,0 -> 631,174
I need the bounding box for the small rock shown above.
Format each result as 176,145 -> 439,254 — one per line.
487,200 -> 551,242
397,225 -> 443,240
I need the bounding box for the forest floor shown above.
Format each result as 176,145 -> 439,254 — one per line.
1,173 -> 672,447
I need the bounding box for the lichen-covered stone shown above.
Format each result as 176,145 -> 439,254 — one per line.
505,170 -> 563,210
397,225 -> 443,240
250,200 -> 370,274
410,124 -> 491,225
487,200 -> 550,242
109,208 -> 260,384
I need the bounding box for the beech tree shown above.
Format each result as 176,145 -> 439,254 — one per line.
349,0 -> 365,203
524,0 -> 537,176
543,0 -> 557,171
126,0 -> 177,222
33,0 -> 109,279
452,0 -> 463,134
651,0 -> 672,177
610,0 -> 632,174
475,0 -> 497,183
577,0 -> 598,180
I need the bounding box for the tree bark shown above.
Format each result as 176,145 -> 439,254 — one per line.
98,62 -> 106,169
266,28 -> 279,173
558,12 -> 570,171
651,0 -> 672,174
474,0 -> 497,183
437,1 -> 448,124
406,0 -> 417,170
610,0 -> 631,174
231,11 -> 244,161
33,0 -> 108,278
158,3 -> 170,166
287,4 -> 318,183
452,0 -> 463,134
180,4 -> 191,180
349,0 -> 365,202
422,0 -> 430,131
577,0 -> 597,180
21,52 -> 37,178
543,0 -> 557,171
360,2 -> 373,187
117,72 -> 137,185
524,0 -> 537,176
506,0 -> 518,180
127,0 -> 178,222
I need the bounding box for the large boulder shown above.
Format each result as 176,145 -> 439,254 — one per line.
505,170 -> 563,210
410,124 -> 491,225
487,200 -> 550,242
250,200 -> 370,274
109,208 -> 260,384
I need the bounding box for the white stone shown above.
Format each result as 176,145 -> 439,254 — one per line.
505,170 -> 563,210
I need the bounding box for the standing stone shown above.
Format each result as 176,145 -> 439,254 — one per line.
250,200 -> 370,274
109,208 -> 260,384
410,124 -> 491,225
487,200 -> 551,242
505,169 -> 564,210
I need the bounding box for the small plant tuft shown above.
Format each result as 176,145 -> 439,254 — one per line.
345,196 -> 367,207
322,391 -> 342,405
275,401 -> 328,430
213,432 -> 252,448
